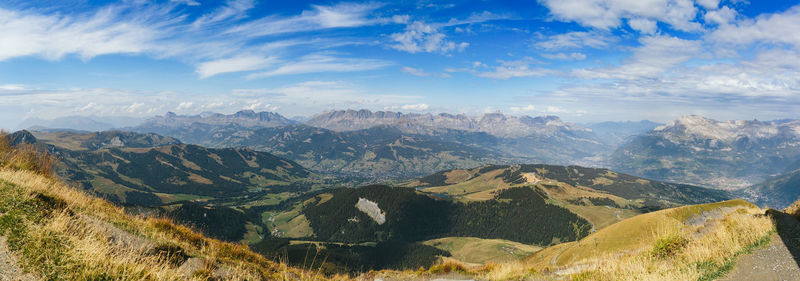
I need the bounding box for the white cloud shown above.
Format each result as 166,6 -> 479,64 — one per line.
225,2 -> 383,37
709,5 -> 800,47
696,0 -> 719,10
196,55 -> 278,78
539,0 -> 701,32
170,0 -> 200,6
574,35 -> 704,80
0,84 -> 26,90
444,11 -> 512,26
542,52 -> 587,60
0,6 -> 164,61
510,104 -> 536,112
246,54 -> 391,79
175,102 -> 194,110
704,6 -> 737,25
535,31 -> 615,50
390,21 -> 469,54
125,102 -> 146,113
192,0 -> 254,28
627,18 -> 658,34
546,106 -> 568,113
400,103 -> 430,110
401,66 -> 430,77
473,58 -> 554,79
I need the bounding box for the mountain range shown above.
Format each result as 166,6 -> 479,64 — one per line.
611,115 -> 800,190
10,110 -> 800,208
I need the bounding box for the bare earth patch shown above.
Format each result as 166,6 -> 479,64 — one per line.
0,236 -> 38,281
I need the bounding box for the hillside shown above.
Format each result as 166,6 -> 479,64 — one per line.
611,115 -> 800,189
0,133 -> 345,280
742,168 -> 800,209
21,130 -> 316,206
192,124 -> 506,178
407,164 -> 729,220
9,131 -> 330,244
32,130 -> 182,151
258,164 -> 731,272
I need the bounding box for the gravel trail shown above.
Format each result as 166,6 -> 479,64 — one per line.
720,211 -> 800,281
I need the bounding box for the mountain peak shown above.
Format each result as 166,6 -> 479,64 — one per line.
139,111 -> 295,129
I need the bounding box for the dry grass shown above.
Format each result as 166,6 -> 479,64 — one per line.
784,198 -> 800,219
0,140 -> 349,281
0,130 -> 57,176
453,204 -> 775,281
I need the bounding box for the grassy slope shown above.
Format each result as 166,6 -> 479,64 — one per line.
0,167 -> 347,280
536,199 -> 757,267
422,237 -> 542,265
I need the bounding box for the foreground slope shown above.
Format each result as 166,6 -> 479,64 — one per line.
0,148 -> 344,280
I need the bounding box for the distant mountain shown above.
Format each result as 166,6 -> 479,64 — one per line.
127,109 -> 620,177
305,109 -> 608,166
31,130 -> 181,151
611,115 -> 800,189
132,110 -> 296,144
306,109 -> 594,139
16,115 -> 144,131
197,124 -> 506,178
587,120 -> 662,146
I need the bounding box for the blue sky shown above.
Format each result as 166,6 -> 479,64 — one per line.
1,0 -> 799,127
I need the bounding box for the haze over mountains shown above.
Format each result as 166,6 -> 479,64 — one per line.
611,116 -> 800,189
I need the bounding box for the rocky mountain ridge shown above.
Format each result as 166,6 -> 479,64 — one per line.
306,109 -> 594,139
611,115 -> 800,189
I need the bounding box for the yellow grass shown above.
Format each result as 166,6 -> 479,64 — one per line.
423,237 -> 543,264
451,200 -> 776,281
0,166 -> 348,280
0,131 -> 57,176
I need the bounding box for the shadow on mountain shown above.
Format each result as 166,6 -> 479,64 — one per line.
767,209 -> 800,268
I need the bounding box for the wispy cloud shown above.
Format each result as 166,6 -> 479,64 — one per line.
401,66 -> 430,77
224,2 -> 384,37
196,55 -> 278,78
534,31 -> 615,50
192,0 -> 255,28
472,58 -> 554,79
0,5 -> 171,61
390,21 -> 469,54
246,54 -> 392,79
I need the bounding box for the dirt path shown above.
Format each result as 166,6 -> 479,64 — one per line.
719,211 -> 800,281
0,236 -> 37,281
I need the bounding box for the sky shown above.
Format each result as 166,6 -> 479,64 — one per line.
1,0 -> 799,127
